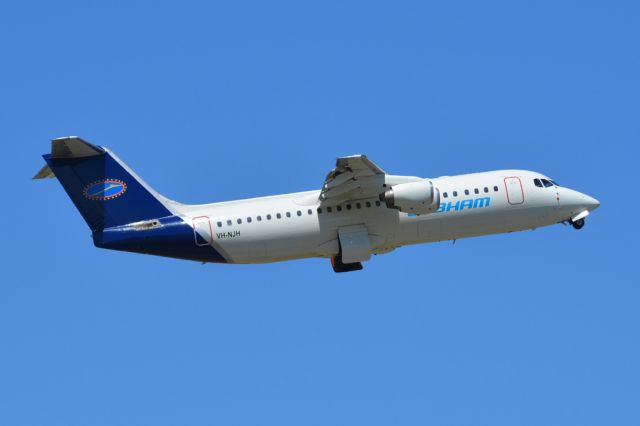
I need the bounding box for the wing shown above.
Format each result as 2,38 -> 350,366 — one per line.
319,155 -> 387,204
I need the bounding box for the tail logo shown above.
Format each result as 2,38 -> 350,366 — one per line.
83,179 -> 127,200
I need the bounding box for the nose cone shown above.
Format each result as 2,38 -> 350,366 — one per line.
583,194 -> 600,212
562,189 -> 600,213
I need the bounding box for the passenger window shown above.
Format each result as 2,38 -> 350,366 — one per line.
375,201 -> 381,207
267,214 -> 272,220
327,206 -> 333,213
337,205 -> 343,211
356,203 -> 361,209
443,192 -> 448,198
493,186 -> 499,192
307,209 -> 312,215
257,216 -> 262,221
484,187 -> 489,193
317,207 -> 322,214
474,188 -> 479,194
227,219 -> 232,226
453,191 -> 458,197
541,179 -> 553,188
464,189 -> 469,195
366,201 -> 371,208
286,212 -> 291,218
346,204 -> 352,210
217,221 -> 222,227
247,217 -> 252,223
237,218 -> 242,224
297,210 -> 302,216
276,213 -> 282,219
534,179 -> 543,187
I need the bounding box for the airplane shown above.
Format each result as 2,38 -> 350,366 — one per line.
34,136 -> 600,273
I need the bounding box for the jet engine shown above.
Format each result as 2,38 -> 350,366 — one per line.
380,180 -> 440,215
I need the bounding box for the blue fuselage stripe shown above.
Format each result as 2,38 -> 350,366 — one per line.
93,216 -> 226,263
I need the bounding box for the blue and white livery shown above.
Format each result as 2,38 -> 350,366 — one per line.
34,137 -> 600,273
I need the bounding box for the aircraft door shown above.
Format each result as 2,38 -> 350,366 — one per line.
504,177 -> 524,205
192,216 -> 213,246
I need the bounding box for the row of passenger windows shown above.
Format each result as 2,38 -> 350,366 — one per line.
217,208 -> 315,227
318,200 -> 382,214
534,178 -> 559,188
442,186 -> 499,199
215,200 -> 385,227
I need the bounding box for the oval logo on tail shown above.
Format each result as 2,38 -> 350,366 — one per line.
83,179 -> 127,200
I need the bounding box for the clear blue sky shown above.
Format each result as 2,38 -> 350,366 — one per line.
1,1 -> 638,425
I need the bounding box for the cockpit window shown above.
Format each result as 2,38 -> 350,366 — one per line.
534,179 -> 542,187
541,179 -> 553,188
549,180 -> 560,186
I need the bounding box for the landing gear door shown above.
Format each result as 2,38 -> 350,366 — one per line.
193,216 -> 213,246
338,225 -> 372,264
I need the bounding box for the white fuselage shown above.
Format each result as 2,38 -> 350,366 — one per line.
176,170 -> 599,264
37,138 -> 601,271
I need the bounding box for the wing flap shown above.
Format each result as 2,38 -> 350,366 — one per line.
320,155 -> 386,203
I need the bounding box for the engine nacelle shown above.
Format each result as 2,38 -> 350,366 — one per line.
380,180 -> 440,215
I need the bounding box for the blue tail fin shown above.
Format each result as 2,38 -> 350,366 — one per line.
36,137 -> 173,231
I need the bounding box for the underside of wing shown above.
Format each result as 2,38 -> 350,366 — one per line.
319,155 -> 387,204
